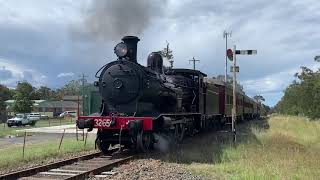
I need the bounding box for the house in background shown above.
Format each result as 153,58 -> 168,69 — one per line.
5,100 -> 46,116
34,101 -> 78,117
62,96 -> 82,103
5,100 -> 78,117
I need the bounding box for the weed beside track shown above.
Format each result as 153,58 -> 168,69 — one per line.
179,115 -> 320,179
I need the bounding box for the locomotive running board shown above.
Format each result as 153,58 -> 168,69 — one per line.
154,113 -> 202,120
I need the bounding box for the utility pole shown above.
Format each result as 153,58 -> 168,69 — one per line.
224,31 -> 232,130
223,31 -> 232,83
189,57 -> 200,70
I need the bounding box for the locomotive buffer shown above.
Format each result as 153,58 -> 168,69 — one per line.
228,47 -> 257,143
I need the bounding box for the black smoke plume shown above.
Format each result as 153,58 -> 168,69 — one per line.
83,0 -> 167,41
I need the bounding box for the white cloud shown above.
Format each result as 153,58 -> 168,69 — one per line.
243,61 -> 320,95
0,0 -> 319,106
242,68 -> 296,95
0,58 -> 47,87
57,72 -> 74,78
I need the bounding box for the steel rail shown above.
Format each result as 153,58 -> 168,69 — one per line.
0,148 -> 129,180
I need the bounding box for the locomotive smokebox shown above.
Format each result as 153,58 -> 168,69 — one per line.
122,36 -> 140,63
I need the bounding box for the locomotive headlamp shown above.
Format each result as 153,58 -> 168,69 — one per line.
114,42 -> 128,58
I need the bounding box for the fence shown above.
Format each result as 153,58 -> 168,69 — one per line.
20,128 -> 92,159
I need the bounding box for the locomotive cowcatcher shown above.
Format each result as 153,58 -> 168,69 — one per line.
77,36 -> 261,153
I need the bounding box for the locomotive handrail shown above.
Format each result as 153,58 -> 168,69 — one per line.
95,64 -> 108,78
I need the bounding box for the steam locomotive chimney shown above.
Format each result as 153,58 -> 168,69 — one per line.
122,36 -> 140,63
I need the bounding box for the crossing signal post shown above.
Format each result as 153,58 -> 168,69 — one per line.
229,46 -> 257,144
232,45 -> 237,144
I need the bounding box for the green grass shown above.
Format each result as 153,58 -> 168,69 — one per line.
0,137 -> 95,170
160,115 -> 320,179
0,118 -> 75,138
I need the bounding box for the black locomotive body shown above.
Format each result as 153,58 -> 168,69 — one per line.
96,36 -> 199,117
77,36 -> 262,153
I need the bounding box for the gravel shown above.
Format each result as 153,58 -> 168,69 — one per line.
105,158 -> 206,180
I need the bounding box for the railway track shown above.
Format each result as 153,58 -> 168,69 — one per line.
0,150 -> 133,180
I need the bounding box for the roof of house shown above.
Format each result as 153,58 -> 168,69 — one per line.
36,101 -> 78,108
5,100 -> 46,104
62,96 -> 82,101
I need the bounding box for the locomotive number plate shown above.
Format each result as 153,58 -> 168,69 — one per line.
95,119 -> 112,127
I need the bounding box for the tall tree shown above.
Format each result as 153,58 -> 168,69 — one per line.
54,80 -> 82,99
12,82 -> 34,113
215,74 -> 244,92
276,57 -> 320,118
36,86 -> 54,100
159,42 -> 174,68
0,84 -> 12,110
253,95 -> 265,103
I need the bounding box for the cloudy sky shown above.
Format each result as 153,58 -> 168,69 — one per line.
0,0 -> 319,106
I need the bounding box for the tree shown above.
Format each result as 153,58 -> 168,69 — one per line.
159,42 -> 174,68
63,80 -> 81,96
53,80 -> 82,100
253,95 -> 265,103
36,86 -> 54,100
216,74 -> 232,83
0,84 -> 12,111
276,57 -> 320,119
12,82 -> 34,113
216,74 -> 244,92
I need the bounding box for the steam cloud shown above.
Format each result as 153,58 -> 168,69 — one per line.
153,133 -> 173,153
83,0 -> 167,41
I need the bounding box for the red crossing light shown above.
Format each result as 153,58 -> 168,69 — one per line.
227,49 -> 233,61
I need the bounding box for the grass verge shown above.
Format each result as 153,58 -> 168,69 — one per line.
0,137 -> 95,171
158,115 -> 320,179
185,115 -> 320,179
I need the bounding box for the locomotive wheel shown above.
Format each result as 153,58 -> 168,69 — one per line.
95,138 -> 110,155
174,123 -> 185,143
136,131 -> 152,152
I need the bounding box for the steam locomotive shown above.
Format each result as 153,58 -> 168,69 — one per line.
77,36 -> 262,153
